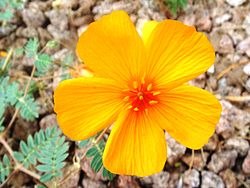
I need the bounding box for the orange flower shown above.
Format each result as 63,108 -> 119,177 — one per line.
54,11 -> 221,176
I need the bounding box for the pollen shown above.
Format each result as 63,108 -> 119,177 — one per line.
122,79 -> 160,112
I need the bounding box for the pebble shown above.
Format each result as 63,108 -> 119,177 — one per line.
243,64 -> 250,76
196,15 -> 212,32
237,37 -> 250,57
183,169 -> 200,187
242,150 -> 250,174
208,150 -> 238,173
116,176 -> 140,188
226,0 -> 247,7
201,171 -> 225,188
245,78 -> 250,92
39,114 -> 57,130
243,13 -> 250,35
82,178 -> 107,188
141,172 -> 170,188
22,8 -> 46,28
214,13 -> 232,25
219,169 -> 237,188
224,137 -> 249,156
182,152 -> 209,171
166,133 -> 186,165
45,9 -> 69,30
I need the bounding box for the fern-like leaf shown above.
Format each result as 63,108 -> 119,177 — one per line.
15,95 -> 39,121
25,38 -> 39,58
34,54 -> 52,74
0,155 -> 11,183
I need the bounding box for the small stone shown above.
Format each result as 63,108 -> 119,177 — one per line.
207,65 -> 215,74
22,8 -> 46,28
243,64 -> 250,76
243,13 -> 250,36
16,27 -> 38,38
216,102 -> 235,139
219,34 -> 234,54
201,171 -> 225,188
226,0 -> 246,6
220,100 -> 250,133
189,74 -> 206,88
237,37 -> 250,57
208,150 -> 238,173
182,152 -> 209,171
71,15 -> 94,27
82,178 -> 107,188
224,137 -> 249,156
47,25 -> 71,40
141,171 -> 170,188
183,169 -> 200,187
245,79 -> 250,92
219,169 -> 237,188
60,165 -> 80,188
209,31 -> 234,54
166,133 -> 186,165
196,16 -> 212,32
116,176 -> 140,188
45,10 -> 69,30
204,134 -> 219,151
39,114 -> 57,130
242,150 -> 250,174
214,13 -> 232,25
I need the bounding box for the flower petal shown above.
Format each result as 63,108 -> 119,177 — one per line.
54,78 -> 124,141
145,20 -> 215,90
103,110 -> 167,176
76,10 -> 145,85
153,85 -> 221,149
142,21 -> 158,45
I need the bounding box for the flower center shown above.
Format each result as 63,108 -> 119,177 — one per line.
122,80 -> 160,112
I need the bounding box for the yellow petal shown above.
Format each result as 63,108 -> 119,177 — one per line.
142,21 -> 159,45
76,10 -> 145,85
103,110 -> 167,176
146,20 -> 215,90
54,77 -> 124,141
152,85 -> 221,149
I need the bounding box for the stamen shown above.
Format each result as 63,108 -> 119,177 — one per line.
127,105 -> 133,110
134,107 -> 139,111
123,96 -> 130,101
139,95 -> 143,100
152,91 -> 161,96
133,81 -> 138,89
147,83 -> 153,91
149,100 -> 158,105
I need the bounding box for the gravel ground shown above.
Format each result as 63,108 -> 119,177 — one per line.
0,0 -> 250,187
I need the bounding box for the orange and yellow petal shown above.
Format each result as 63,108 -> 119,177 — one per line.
145,20 -> 215,90
142,21 -> 158,45
76,10 -> 145,85
54,77 -> 124,141
152,85 -> 221,150
103,110 -> 167,176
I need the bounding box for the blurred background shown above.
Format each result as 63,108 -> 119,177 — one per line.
0,0 -> 250,187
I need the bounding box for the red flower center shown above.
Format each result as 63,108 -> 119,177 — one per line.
122,80 -> 160,112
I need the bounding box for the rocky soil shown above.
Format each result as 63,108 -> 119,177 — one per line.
0,0 -> 250,187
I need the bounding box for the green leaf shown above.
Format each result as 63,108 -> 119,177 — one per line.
40,173 -> 53,182
91,153 -> 102,173
15,95 -> 39,121
34,54 -> 52,74
46,40 -> 58,49
25,38 -> 39,58
79,140 -> 89,148
86,147 -> 98,158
